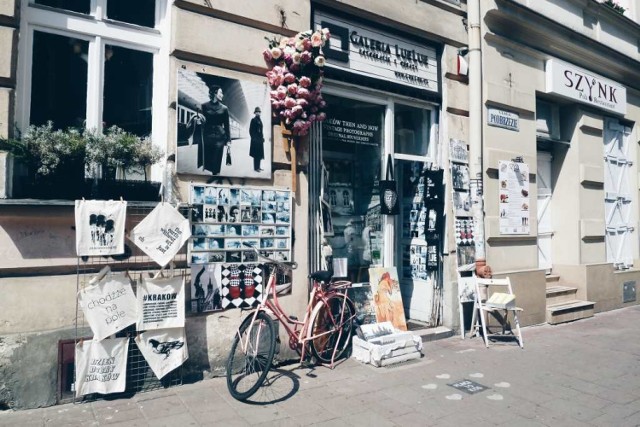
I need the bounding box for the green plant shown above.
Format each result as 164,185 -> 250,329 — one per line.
603,0 -> 626,14
0,121 -> 86,177
86,126 -> 162,180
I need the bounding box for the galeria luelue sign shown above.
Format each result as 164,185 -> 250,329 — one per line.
314,11 -> 439,95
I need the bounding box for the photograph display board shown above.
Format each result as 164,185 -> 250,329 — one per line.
450,139 -> 475,270
176,69 -> 272,179
499,160 -> 530,235
189,184 -> 292,265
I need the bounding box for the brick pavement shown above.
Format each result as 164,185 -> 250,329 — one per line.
1,305 -> 640,426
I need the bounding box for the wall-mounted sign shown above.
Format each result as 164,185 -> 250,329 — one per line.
487,107 -> 519,131
314,11 -> 439,94
545,59 -> 626,115
498,160 -> 530,235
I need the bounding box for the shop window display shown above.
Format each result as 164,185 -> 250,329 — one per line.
321,95 -> 385,282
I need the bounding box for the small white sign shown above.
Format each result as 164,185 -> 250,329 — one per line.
546,59 -> 626,115
487,108 -> 519,131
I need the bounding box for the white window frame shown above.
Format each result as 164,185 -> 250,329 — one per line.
321,82 -> 439,268
15,0 -> 171,181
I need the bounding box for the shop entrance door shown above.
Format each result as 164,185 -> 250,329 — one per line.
537,151 -> 553,273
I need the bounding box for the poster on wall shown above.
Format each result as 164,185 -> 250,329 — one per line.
499,160 -> 530,235
220,264 -> 264,309
403,244 -> 429,280
190,263 -> 223,313
347,284 -> 377,325
458,276 -> 476,303
75,200 -> 127,256
175,68 -> 271,179
136,276 -> 185,330
368,267 -> 408,331
75,338 -> 129,397
189,184 -> 292,265
135,328 -> 188,380
79,273 -> 137,341
455,219 -> 475,246
449,139 -> 469,164
129,203 -> 191,267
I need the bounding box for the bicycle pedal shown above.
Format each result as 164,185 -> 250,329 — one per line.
288,315 -> 299,321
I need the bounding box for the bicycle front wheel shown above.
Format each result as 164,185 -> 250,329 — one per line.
308,294 -> 355,364
226,311 -> 276,401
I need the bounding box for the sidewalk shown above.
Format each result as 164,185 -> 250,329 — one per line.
2,305 -> 640,426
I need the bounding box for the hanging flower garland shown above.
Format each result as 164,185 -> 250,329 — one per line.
263,29 -> 330,137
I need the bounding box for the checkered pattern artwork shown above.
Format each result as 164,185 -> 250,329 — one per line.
220,264 -> 264,309
455,219 -> 475,246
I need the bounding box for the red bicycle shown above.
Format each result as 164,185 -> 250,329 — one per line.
226,245 -> 356,401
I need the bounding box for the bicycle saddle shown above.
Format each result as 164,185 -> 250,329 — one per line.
309,270 -> 333,284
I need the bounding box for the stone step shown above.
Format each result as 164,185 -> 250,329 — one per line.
546,300 -> 595,325
545,274 -> 561,283
546,285 -> 578,305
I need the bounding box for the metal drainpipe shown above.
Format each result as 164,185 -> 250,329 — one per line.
468,0 -> 490,277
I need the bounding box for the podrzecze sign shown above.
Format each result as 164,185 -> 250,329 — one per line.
546,59 -> 626,115
488,107 -> 519,131
314,11 -> 439,94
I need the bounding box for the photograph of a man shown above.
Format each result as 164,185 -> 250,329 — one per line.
176,69 -> 271,179
249,107 -> 264,172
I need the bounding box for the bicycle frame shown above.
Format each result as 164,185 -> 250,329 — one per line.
238,259 -> 355,368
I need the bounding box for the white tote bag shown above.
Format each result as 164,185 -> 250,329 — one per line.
136,276 -> 185,330
135,328 -> 188,379
129,203 -> 191,267
79,273 -> 137,341
75,337 -> 129,397
75,200 -> 127,256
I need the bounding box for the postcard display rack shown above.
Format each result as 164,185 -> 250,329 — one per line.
188,184 -> 292,311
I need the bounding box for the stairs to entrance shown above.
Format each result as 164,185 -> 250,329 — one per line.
545,275 -> 595,324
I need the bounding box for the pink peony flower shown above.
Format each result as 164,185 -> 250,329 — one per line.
287,83 -> 298,95
317,112 -> 327,121
300,51 -> 312,64
314,56 -> 326,67
292,105 -> 303,117
292,52 -> 301,64
271,47 -> 282,59
297,87 -> 310,99
289,63 -> 300,72
284,97 -> 296,108
263,49 -> 273,62
296,98 -> 309,109
308,114 -> 317,122
299,76 -> 312,88
276,86 -> 287,100
322,28 -> 331,41
284,73 -> 296,84
311,32 -> 323,47
303,38 -> 312,51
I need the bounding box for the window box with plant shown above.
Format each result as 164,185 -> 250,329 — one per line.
601,0 -> 626,14
0,123 -> 163,201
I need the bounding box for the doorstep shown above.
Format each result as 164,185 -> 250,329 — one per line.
406,319 -> 454,343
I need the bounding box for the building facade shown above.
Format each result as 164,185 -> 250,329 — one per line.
0,0 -> 469,409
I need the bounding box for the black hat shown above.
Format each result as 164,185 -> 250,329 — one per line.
254,107 -> 261,113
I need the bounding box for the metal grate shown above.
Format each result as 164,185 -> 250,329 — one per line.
73,204 -> 191,404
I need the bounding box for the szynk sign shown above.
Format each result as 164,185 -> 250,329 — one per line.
314,11 -> 439,94
546,59 -> 626,115
488,107 -> 519,131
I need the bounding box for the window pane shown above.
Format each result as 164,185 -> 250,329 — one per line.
33,0 -> 90,14
394,104 -> 430,156
103,45 -> 153,136
30,32 -> 87,129
322,94 -> 385,282
106,0 -> 155,27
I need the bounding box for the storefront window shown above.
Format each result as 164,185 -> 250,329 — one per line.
103,45 -> 153,136
321,94 -> 385,283
106,0 -> 156,28
394,103 -> 431,156
30,32 -> 88,129
33,0 -> 90,14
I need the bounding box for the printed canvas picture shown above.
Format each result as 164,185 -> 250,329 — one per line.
453,191 -> 472,217
451,164 -> 470,191
347,284 -> 377,325
191,264 -> 223,313
449,138 -> 469,164
368,267 -> 408,331
220,264 -> 264,309
176,69 -> 271,179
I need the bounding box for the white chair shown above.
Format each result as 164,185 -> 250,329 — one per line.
473,277 -> 524,348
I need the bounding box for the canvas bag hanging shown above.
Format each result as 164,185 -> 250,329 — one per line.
135,328 -> 188,379
136,276 -> 185,330
75,200 -> 127,256
75,337 -> 129,397
129,203 -> 191,267
379,154 -> 399,215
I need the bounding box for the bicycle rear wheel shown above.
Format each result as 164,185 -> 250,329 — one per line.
308,294 -> 355,364
226,311 -> 276,401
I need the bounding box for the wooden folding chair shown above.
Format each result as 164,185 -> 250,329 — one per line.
473,277 -> 524,348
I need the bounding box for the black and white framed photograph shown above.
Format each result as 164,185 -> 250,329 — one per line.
453,191 -> 472,217
176,69 -> 271,179
451,164 -> 470,190
449,138 -> 469,164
